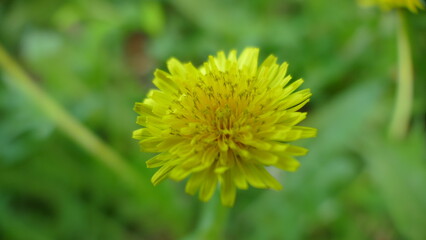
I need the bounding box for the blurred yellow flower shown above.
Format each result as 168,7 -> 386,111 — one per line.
133,48 -> 316,206
359,0 -> 424,12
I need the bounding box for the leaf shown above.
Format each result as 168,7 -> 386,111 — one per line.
361,125 -> 426,240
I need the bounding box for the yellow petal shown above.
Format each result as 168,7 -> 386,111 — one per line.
281,89 -> 312,110
293,126 -> 318,138
185,172 -> 204,195
167,58 -> 186,77
138,138 -> 162,152
132,128 -> 151,140
134,102 -> 157,117
237,161 -> 267,188
274,155 -> 300,172
199,169 -> 218,202
153,69 -> 179,95
146,153 -> 170,168
238,48 -> 259,76
251,166 -> 282,190
151,163 -> 175,185
220,172 -> 236,207
240,138 -> 271,150
169,166 -> 192,181
285,145 -> 309,156
249,149 -> 279,165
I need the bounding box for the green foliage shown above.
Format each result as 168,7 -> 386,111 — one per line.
1,0 -> 426,239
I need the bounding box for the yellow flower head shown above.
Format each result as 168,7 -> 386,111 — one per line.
359,0 -> 425,12
133,48 -> 317,206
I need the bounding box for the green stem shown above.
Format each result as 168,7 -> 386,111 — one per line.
389,10 -> 414,140
0,44 -> 141,187
182,194 -> 229,240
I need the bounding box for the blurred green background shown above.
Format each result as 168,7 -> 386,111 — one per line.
1,0 -> 426,239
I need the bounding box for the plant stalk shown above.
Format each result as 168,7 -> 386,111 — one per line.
182,194 -> 229,240
389,10 -> 414,140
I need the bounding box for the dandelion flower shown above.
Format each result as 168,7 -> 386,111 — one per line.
359,0 -> 424,12
133,48 -> 317,206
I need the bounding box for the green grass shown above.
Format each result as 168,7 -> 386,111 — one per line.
1,0 -> 426,239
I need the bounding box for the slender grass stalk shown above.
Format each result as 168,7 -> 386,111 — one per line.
0,44 -> 141,187
389,10 -> 413,140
